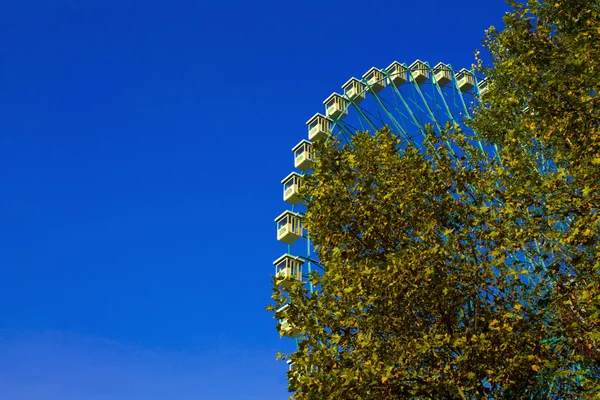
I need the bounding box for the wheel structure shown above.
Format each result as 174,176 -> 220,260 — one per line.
273,60 -> 493,351
314,61 -> 486,151
273,60 -> 588,390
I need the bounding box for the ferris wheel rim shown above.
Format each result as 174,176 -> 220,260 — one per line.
313,60 -> 487,148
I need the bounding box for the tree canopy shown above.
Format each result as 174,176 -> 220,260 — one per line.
271,0 -> 600,398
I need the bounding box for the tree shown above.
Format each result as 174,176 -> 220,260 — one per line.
471,0 -> 600,394
270,1 -> 600,398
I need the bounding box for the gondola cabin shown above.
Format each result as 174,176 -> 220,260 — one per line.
362,67 -> 386,93
456,68 -> 475,92
292,140 -> 314,171
477,78 -> 489,97
275,210 -> 303,244
433,62 -> 452,87
282,172 -> 303,205
306,113 -> 331,141
323,93 -> 349,120
274,254 -> 304,287
279,319 -> 303,338
342,77 -> 366,104
386,61 -> 407,87
409,60 -> 429,85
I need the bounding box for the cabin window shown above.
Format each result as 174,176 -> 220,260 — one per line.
291,264 -> 300,276
278,217 -> 288,229
276,260 -> 287,271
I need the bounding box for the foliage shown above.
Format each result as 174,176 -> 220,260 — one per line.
470,0 -> 600,395
270,0 -> 600,398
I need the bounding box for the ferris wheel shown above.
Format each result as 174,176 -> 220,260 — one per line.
272,60 -> 490,341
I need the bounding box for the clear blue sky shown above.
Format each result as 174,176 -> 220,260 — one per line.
0,1 -> 510,398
